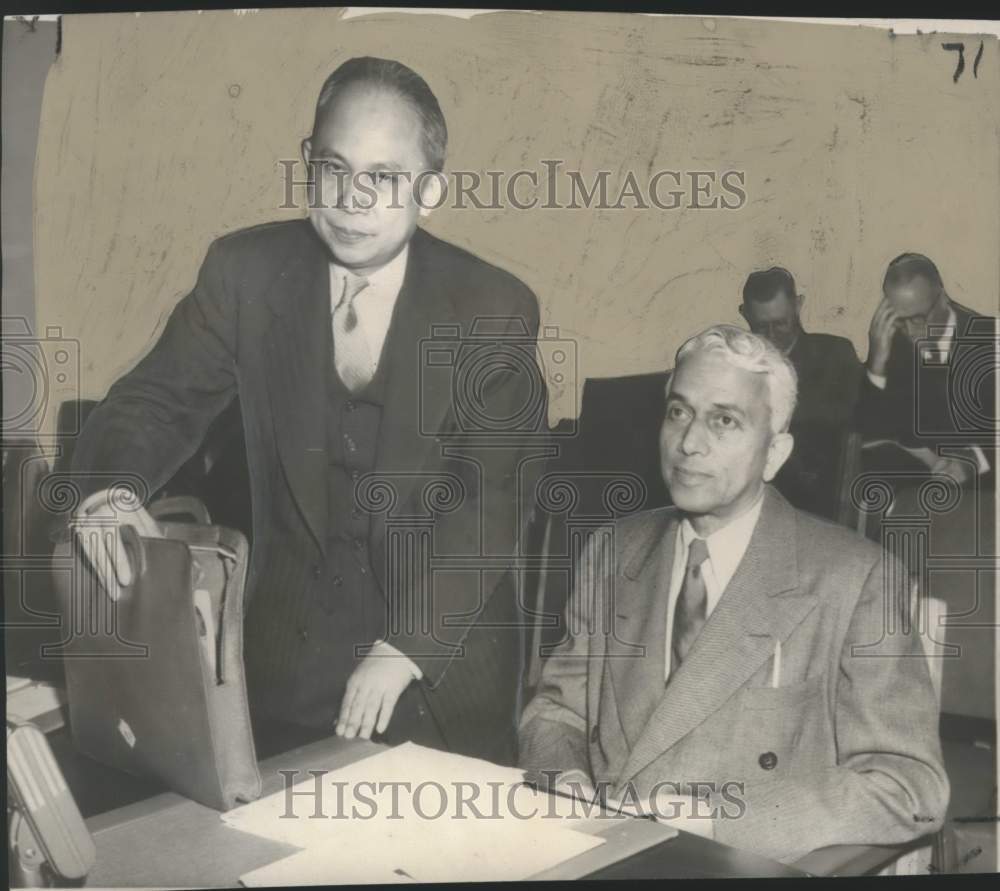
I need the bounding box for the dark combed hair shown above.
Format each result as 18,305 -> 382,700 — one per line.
742,266 -> 797,304
883,252 -> 943,290
313,56 -> 448,173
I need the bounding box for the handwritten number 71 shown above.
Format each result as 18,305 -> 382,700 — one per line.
942,41 -> 985,83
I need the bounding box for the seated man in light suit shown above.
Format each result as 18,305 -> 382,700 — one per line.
519,324 -> 949,864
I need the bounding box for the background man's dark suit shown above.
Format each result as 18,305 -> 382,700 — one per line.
856,301 -> 996,479
72,219 -> 546,764
786,331 -> 862,430
776,331 -> 863,517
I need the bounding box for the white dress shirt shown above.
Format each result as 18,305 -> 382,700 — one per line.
867,307 -> 989,473
328,246 -> 420,680
328,245 -> 409,374
664,494 -> 765,682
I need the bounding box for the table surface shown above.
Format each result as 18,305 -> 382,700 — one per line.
80,734 -> 807,885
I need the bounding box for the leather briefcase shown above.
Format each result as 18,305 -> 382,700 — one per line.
54,498 -> 262,811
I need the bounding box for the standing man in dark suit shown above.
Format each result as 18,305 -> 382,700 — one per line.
70,57 -> 546,764
740,267 -> 863,517
858,252 -> 995,486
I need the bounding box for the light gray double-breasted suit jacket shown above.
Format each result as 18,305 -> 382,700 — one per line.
519,486 -> 949,863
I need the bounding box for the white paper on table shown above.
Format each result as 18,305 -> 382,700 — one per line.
222,742 -> 529,845
237,808 -> 605,885
228,742 -> 611,884
240,845 -> 416,887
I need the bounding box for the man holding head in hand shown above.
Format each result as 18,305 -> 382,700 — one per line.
858,252 -> 995,486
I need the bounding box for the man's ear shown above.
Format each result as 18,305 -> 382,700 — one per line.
416,171 -> 444,219
795,293 -> 805,314
763,432 -> 794,482
301,138 -> 312,166
738,303 -> 749,323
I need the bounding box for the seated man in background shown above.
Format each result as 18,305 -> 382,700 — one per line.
858,252 -> 996,487
740,267 -> 863,517
856,254 -> 996,738
519,324 -> 948,864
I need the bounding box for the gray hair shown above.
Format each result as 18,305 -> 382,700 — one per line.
672,324 -> 798,434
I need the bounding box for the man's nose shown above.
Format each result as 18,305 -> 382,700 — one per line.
336,174 -> 370,213
679,420 -> 708,456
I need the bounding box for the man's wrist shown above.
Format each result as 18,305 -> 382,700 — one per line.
370,640 -> 422,680
970,445 -> 991,474
865,366 -> 888,389
76,487 -> 114,517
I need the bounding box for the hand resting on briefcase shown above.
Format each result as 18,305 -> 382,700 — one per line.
56,492 -> 262,811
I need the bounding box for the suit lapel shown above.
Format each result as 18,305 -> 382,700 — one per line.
262,224 -> 331,552
608,512 -> 677,748
619,487 -> 820,784
371,230 -> 457,557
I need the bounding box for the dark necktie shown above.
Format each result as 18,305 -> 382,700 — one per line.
670,537 -> 710,677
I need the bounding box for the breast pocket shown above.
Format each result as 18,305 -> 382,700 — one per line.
740,678 -> 822,711
734,677 -> 827,777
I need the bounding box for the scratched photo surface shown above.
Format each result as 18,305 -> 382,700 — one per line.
2,8 -> 997,885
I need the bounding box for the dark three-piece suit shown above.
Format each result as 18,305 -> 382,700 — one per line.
72,220 -> 547,764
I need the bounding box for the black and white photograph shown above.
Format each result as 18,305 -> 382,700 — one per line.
2,6 -> 998,884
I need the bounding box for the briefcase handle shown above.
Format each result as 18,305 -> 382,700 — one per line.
116,523 -> 149,591
148,496 -> 212,526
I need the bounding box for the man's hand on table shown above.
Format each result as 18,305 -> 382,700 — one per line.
335,645 -> 421,740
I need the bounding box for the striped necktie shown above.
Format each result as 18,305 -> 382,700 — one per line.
670,537 -> 710,677
332,270 -> 372,393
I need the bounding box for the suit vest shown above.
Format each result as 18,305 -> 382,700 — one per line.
321,336 -> 389,646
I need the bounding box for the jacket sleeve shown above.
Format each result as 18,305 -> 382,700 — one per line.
715,552 -> 950,862
854,362 -> 897,440
71,239 -> 238,504
517,529 -> 609,783
826,339 -> 864,428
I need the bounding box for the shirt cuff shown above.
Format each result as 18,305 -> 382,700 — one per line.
866,369 -> 888,390
371,640 -> 423,680
971,445 -> 991,474
77,487 -> 116,516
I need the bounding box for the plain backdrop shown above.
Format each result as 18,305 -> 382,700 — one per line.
29,9 -> 1000,431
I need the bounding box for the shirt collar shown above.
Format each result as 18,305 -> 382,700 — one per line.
678,491 -> 766,588
936,306 -> 958,354
918,306 -> 957,363
329,244 -> 409,299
